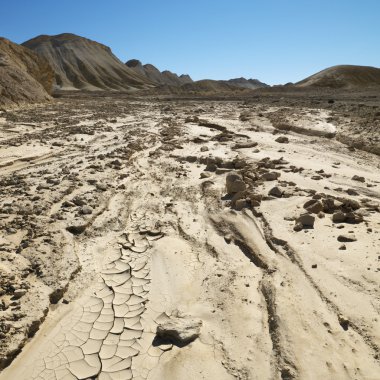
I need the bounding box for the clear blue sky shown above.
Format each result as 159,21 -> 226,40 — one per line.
2,0 -> 379,85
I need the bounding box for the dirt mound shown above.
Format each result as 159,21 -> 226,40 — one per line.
296,65 -> 380,89
22,33 -> 154,91
126,59 -> 193,86
0,37 -> 54,108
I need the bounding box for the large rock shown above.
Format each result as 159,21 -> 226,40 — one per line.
156,318 -> 202,345
226,172 -> 246,194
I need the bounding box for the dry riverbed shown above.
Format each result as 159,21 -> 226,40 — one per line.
0,96 -> 379,379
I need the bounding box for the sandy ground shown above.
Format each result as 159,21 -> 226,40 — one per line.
0,97 -> 379,380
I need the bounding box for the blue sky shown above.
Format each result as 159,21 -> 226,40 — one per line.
2,0 -> 379,84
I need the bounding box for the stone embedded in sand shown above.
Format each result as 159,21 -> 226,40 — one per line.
80,206 -> 93,215
156,318 -> 202,345
268,186 -> 283,198
352,175 -> 365,183
226,172 -> 246,194
304,199 -> 323,214
260,172 -> 281,181
275,136 -> 289,143
345,212 -> 363,224
295,214 -> 315,228
200,146 -> 209,152
337,234 -> 357,242
332,211 -> 346,223
13,289 -> 27,299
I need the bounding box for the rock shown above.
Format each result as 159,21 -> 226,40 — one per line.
200,172 -> 211,179
352,175 -> 365,183
234,199 -> 248,211
156,318 -> 202,345
296,213 -> 315,228
226,172 -> 246,194
233,141 -> 258,149
332,211 -> 346,223
200,146 -> 209,152
339,244 -> 347,250
275,136 -> 289,143
80,206 -> 93,215
13,289 -> 27,299
96,183 -> 107,191
260,172 -> 281,181
304,199 -> 323,214
66,222 -> 87,235
337,234 -> 357,242
268,186 -> 283,198
345,212 -> 363,224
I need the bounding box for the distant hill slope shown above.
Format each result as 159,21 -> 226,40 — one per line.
296,65 -> 380,89
126,59 -> 193,86
0,37 -> 54,108
222,77 -> 269,89
22,34 -> 154,91
144,79 -> 251,96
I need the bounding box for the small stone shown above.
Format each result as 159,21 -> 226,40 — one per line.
200,146 -> 209,152
339,244 -> 347,250
268,186 -> 283,198
260,172 -> 281,181
311,264 -> 317,269
332,211 -> 346,223
352,175 -> 365,183
275,136 -> 289,144
295,213 -> 315,228
200,172 -> 211,179
226,172 -> 246,194
337,234 -> 357,242
80,206 -> 93,215
304,199 -> 323,214
13,289 -> 27,299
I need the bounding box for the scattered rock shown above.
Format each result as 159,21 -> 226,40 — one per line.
295,213 -> 315,230
337,234 -> 357,242
226,172 -> 246,194
268,186 -> 283,198
13,289 -> 27,299
80,206 -> 93,215
304,199 -> 323,214
352,175 -> 365,183
156,318 -> 202,345
332,211 -> 346,223
275,136 -> 289,144
260,172 -> 281,181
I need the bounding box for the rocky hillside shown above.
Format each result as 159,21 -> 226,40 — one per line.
22,34 -> 154,91
126,59 -> 193,86
296,65 -> 380,89
0,37 -> 54,108
223,77 -> 269,89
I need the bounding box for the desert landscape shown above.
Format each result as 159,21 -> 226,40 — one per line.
0,11 -> 379,380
